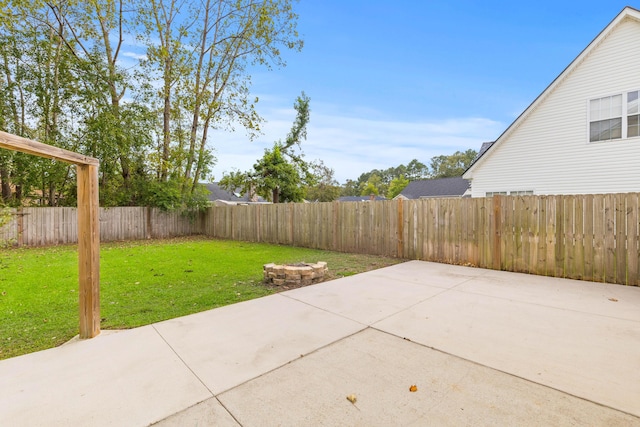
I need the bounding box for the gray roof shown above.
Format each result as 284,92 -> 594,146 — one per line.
399,177 -> 470,199
467,141 -> 495,170
204,183 -> 266,203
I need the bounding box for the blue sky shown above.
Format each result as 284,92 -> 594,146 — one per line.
209,1 -> 635,183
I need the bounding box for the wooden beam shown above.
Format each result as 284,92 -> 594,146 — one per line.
0,130 -> 99,166
77,164 -> 100,338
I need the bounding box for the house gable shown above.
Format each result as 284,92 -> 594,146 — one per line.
464,7 -> 640,196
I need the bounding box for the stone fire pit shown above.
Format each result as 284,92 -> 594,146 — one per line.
263,262 -> 328,286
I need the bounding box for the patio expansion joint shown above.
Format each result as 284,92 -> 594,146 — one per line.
369,328 -> 640,421
151,324 -> 216,398
451,286 -> 640,323
215,327 -> 370,397
148,325 -> 247,426
366,278 -> 477,326
279,292 -> 371,327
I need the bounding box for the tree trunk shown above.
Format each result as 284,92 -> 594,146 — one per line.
160,61 -> 171,182
0,167 -> 11,202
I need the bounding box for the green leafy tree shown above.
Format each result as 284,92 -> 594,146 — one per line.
387,175 -> 409,199
360,181 -> 379,197
253,145 -> 304,203
429,149 -> 477,178
221,92 -> 313,203
359,173 -> 385,197
346,158 -> 428,197
305,160 -> 340,202
405,159 -> 429,180
139,0 -> 303,188
340,179 -> 359,197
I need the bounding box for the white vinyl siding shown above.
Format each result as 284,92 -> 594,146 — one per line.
466,16 -> 640,197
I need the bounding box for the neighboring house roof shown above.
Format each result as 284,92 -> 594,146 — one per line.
204,183 -> 267,205
398,177 -> 470,199
337,195 -> 387,202
463,5 -> 640,178
467,141 -> 494,169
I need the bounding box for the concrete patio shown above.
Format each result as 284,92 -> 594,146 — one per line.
1,261 -> 639,426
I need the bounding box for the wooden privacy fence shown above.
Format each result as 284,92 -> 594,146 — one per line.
0,207 -> 203,246
204,194 -> 640,286
2,194 -> 639,286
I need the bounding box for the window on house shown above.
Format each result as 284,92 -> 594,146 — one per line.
485,191 -> 533,197
588,91 -> 640,142
628,91 -> 640,138
589,95 -> 622,142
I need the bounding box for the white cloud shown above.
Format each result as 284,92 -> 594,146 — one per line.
121,51 -> 148,61
209,100 -> 504,183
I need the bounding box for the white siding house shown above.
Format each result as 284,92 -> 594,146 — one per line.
464,7 -> 640,197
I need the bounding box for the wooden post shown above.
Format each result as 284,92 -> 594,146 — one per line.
492,195 -> 502,270
1,130 -> 100,338
146,206 -> 152,239
397,198 -> 404,258
77,164 -> 100,338
17,206 -> 24,247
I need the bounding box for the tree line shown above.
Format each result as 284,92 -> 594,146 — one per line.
340,149 -> 477,200
0,0 -> 302,208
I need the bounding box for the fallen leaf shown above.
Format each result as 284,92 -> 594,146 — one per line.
346,394 -> 357,404
409,385 -> 418,392
608,298 -> 618,302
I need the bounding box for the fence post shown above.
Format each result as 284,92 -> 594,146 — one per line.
145,207 -> 152,239
290,203 -> 295,246
332,201 -> 338,251
397,198 -> 404,258
492,195 -> 502,270
16,206 -> 24,247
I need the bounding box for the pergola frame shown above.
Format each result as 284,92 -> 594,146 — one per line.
0,131 -> 100,338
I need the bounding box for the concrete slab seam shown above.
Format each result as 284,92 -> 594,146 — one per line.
279,291 -> 371,326
363,286 -> 456,326
369,327 -> 640,421
150,396 -> 242,427
215,327 -> 369,397
281,278 -> 469,327
447,287 -> 640,323
151,324 -> 216,397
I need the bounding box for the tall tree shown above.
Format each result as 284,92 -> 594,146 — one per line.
140,0 -> 303,188
46,0 -> 139,191
304,160 -> 340,202
387,175 -> 409,199
429,149 -> 477,178
405,159 -> 429,180
220,92 -> 313,203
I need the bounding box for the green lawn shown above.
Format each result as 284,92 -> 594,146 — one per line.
0,237 -> 402,360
